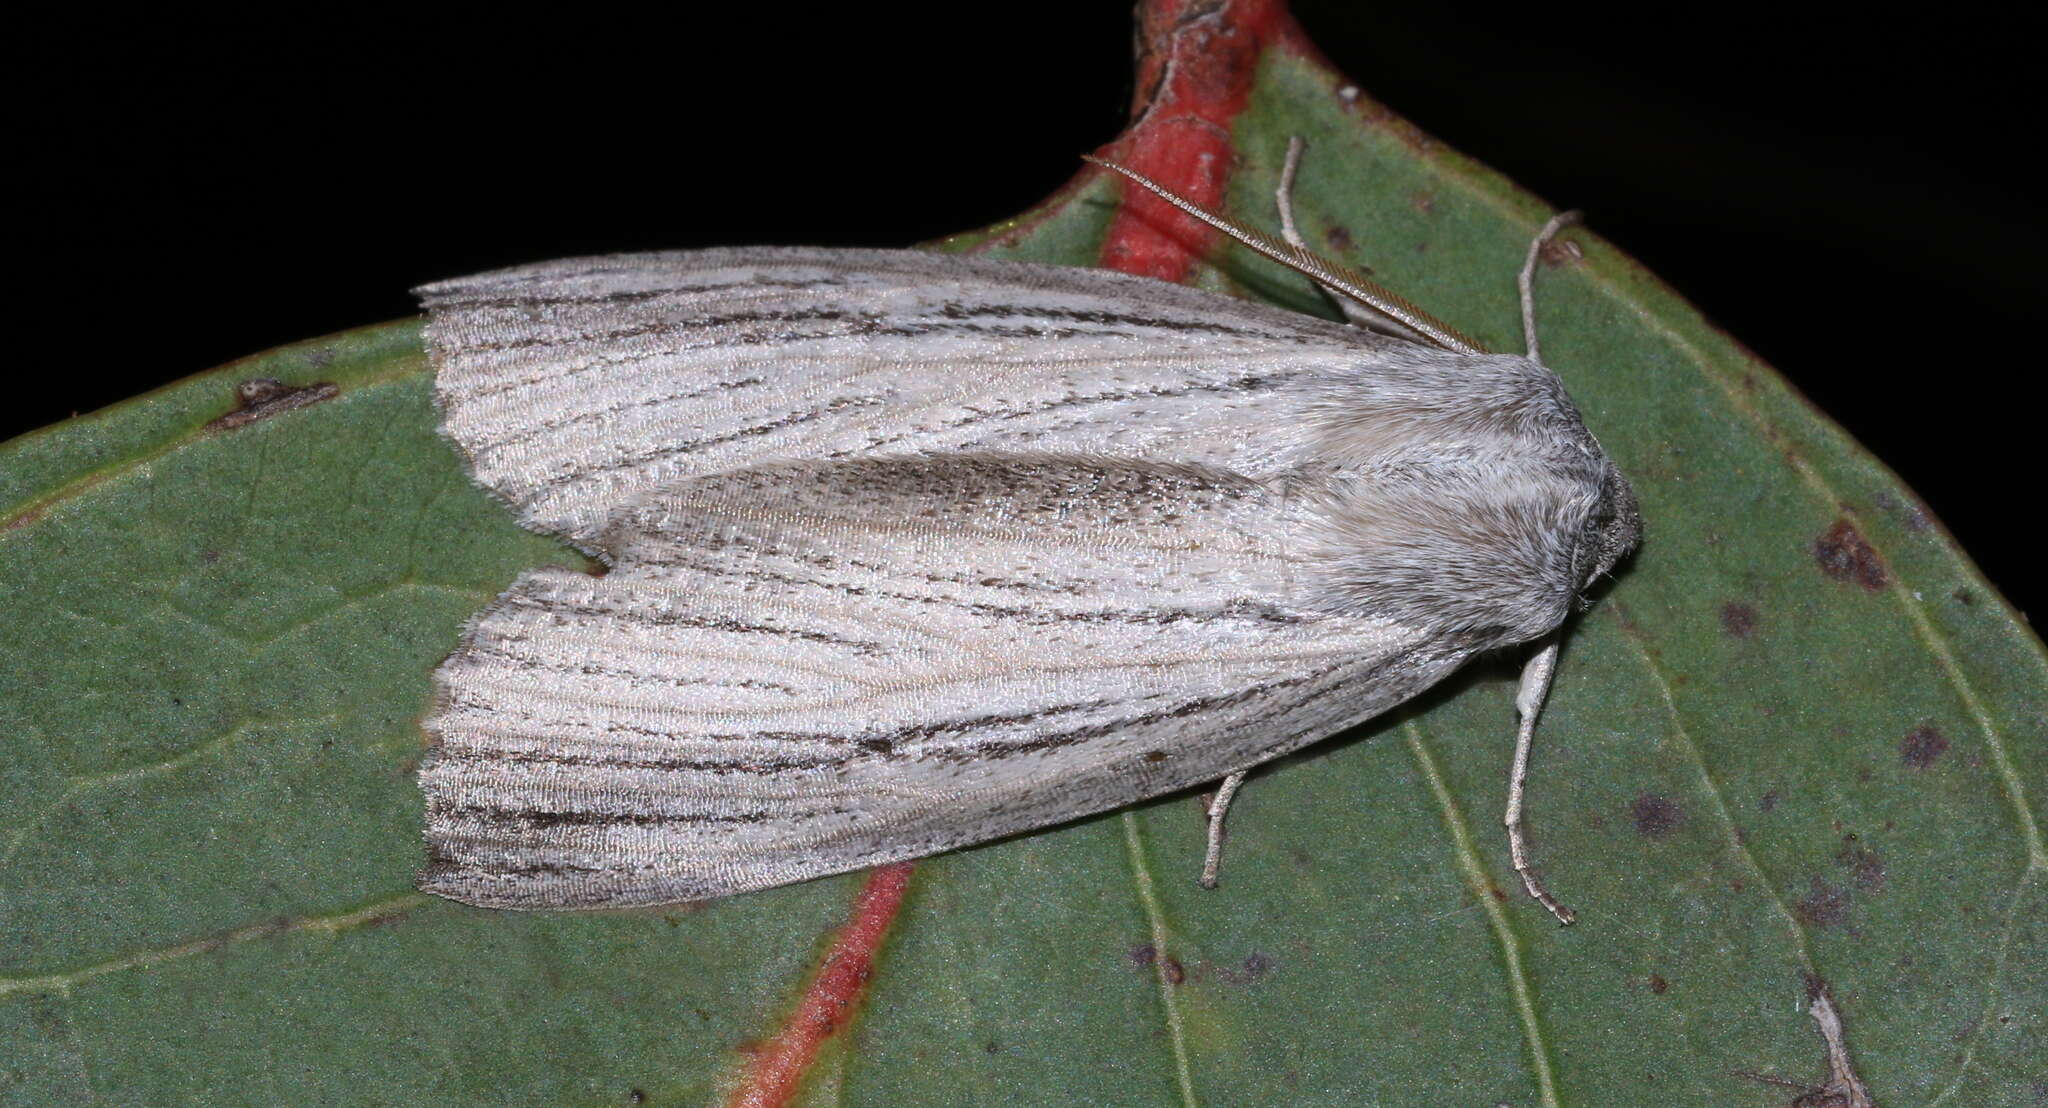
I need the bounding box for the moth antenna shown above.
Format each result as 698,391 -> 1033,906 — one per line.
1084,154 -> 1487,355
1517,210 -> 1583,364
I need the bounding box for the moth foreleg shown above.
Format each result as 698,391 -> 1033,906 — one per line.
1507,639 -> 1576,924
1273,137 -> 1429,342
1198,769 -> 1249,889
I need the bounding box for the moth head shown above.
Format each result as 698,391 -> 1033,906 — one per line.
1303,352 -> 1640,646
1572,462 -> 1642,599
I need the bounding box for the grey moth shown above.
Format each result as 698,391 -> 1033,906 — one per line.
414,149 -> 1640,923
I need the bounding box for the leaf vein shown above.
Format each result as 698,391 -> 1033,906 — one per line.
0,892 -> 427,997
1401,722 -> 1561,1108
1118,811 -> 1200,1108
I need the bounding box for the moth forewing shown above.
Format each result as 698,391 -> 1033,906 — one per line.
415,170 -> 1638,920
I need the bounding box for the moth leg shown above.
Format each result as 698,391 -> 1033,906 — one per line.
1515,208 -> 1583,365
1273,137 -> 1427,341
1198,770 -> 1249,889
1507,639 -> 1575,924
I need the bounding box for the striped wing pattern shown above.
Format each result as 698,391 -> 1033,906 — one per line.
416,250 -> 1471,909
420,248 -> 1398,544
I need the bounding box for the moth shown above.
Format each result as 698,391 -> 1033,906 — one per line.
415,142 -> 1640,923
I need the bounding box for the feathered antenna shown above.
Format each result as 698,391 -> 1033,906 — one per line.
1084,154 -> 1485,355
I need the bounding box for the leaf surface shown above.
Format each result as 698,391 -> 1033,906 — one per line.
3,3 -> 2042,1105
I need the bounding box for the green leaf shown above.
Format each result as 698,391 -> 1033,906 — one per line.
5,16 -> 2042,1108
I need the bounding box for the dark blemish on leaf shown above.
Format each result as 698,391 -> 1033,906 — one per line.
1215,952 -> 1277,985
1814,519 -> 1889,591
1162,957 -> 1186,985
1719,602 -> 1759,638
1413,241 -> 1429,254
204,378 -> 339,432
1631,794 -> 1685,838
1128,943 -> 1156,967
1410,191 -> 1434,215
1952,587 -> 1976,606
985,1040 -> 1000,1054
1836,837 -> 1887,893
1856,765 -> 1873,783
1796,878 -> 1852,928
1874,491 -> 1932,532
1760,791 -> 1779,812
1648,974 -> 1669,995
2,505 -> 45,531
1538,235 -> 1583,267
1324,225 -> 1353,252
1901,725 -> 1949,770
628,1089 -> 647,1104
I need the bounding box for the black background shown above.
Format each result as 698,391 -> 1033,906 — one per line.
18,4 -> 2041,620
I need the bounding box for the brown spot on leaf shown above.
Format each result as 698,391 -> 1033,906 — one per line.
1796,877 -> 1852,928
204,378 -> 338,432
1874,491 -> 1931,532
1720,602 -> 1759,638
1323,225 -> 1353,252
1648,974 -> 1669,995
1814,519 -> 1889,591
1836,838 -> 1887,893
1760,791 -> 1779,812
1901,725 -> 1949,769
1631,794 -> 1685,838
1127,943 -> 1156,967
1952,587 -> 1976,607
1538,234 -> 1583,267
1162,956 -> 1186,985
